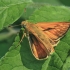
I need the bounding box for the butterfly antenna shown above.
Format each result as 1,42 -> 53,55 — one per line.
9,24 -> 21,28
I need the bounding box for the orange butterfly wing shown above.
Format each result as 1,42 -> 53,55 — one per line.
29,34 -> 48,59
36,22 -> 70,46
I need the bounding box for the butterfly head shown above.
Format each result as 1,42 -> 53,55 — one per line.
21,21 -> 28,28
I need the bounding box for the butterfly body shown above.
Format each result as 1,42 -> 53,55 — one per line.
21,21 -> 70,60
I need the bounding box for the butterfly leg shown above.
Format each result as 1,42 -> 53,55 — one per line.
15,30 -> 26,48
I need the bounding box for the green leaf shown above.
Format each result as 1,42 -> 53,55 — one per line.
0,0 -> 32,30
33,0 -> 63,6
22,0 -> 70,19
0,6 -> 70,70
0,35 -> 31,70
62,56 -> 70,70
29,6 -> 70,22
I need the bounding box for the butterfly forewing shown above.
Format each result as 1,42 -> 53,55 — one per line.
36,22 -> 70,46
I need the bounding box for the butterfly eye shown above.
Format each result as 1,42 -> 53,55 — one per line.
22,24 -> 26,29
21,21 -> 27,28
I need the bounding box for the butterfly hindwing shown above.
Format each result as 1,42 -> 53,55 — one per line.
29,34 -> 48,60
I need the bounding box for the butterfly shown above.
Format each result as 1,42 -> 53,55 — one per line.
21,21 -> 70,60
